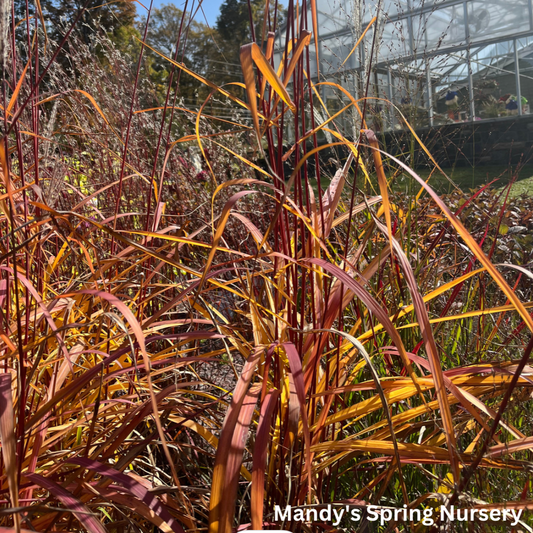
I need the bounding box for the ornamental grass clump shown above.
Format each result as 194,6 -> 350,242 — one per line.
0,1 -> 533,532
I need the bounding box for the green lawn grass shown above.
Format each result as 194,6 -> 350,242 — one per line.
312,163 -> 533,197
496,174 -> 533,197
415,164 -> 533,195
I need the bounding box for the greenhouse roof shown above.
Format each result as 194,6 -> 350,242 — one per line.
276,0 -> 533,80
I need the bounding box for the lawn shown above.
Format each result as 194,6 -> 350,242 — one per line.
312,162 -> 533,197
417,163 -> 533,195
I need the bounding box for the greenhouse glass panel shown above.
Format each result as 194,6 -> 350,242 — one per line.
360,0 -> 406,23
426,51 -> 471,123
517,36 -> 533,116
467,1 -> 530,43
317,11 -> 339,36
274,0 -> 533,128
471,40 -> 518,119
413,5 -> 467,51
376,72 -> 390,100
321,34 -> 356,74
308,44 -> 319,79
387,62 -> 431,128
380,21 -> 412,61
317,0 -> 351,36
410,0 -> 447,9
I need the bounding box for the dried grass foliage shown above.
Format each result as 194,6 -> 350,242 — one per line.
0,1 -> 533,532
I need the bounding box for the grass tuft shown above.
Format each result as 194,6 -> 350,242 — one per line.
0,1 -> 533,532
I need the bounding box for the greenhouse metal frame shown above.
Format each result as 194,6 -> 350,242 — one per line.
274,0 -> 533,130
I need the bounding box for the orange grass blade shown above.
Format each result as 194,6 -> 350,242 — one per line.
67,458 -> 186,533
0,374 -> 20,532
6,61 -> 30,115
282,343 -> 312,492
26,473 -> 107,533
251,389 -> 279,530
209,346 -> 264,533
240,42 -> 296,137
261,30 -> 312,133
303,259 -> 425,402
310,0 -> 319,77
281,30 -> 312,89
259,32 -> 276,99
488,435 -> 533,458
341,17 -> 376,67
321,153 -> 354,236
222,384 -> 261,532
364,130 -> 393,256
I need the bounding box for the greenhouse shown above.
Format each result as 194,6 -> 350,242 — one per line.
274,0 -> 533,131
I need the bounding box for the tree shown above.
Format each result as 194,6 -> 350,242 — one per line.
14,0 -> 35,25
40,0 -> 136,44
216,0 -> 285,58
141,4 -> 234,104
216,0 -> 254,45
141,2 -> 286,108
